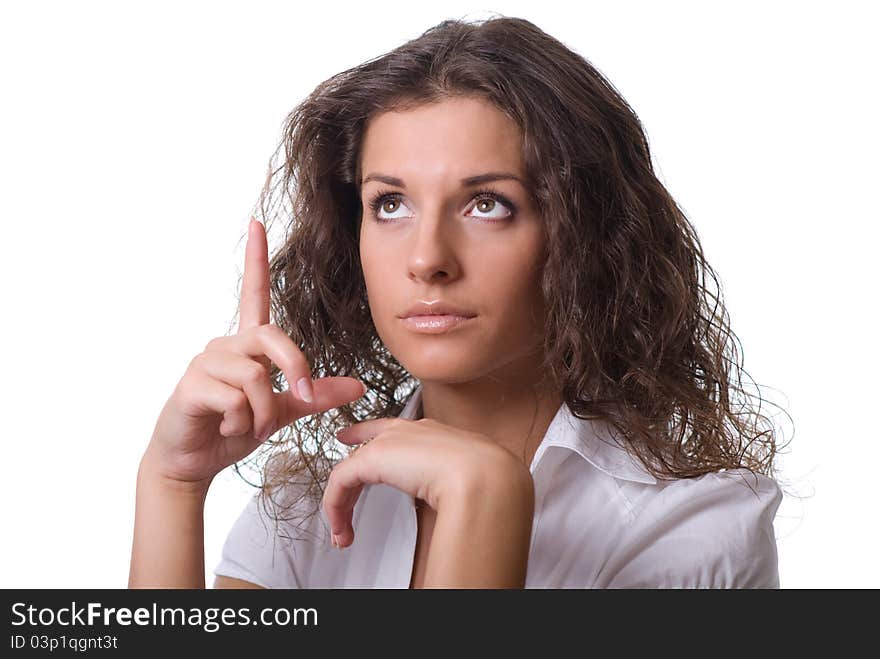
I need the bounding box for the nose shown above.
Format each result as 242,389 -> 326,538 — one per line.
406,206 -> 461,284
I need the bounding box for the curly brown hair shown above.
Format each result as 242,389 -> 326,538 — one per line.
225,14 -> 793,542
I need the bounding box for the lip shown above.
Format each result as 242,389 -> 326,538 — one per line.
399,300 -> 477,318
400,315 -> 475,334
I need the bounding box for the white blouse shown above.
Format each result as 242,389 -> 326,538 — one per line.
213,384 -> 783,588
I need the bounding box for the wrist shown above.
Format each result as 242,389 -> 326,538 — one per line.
447,449 -> 534,512
425,453 -> 534,589
137,453 -> 213,501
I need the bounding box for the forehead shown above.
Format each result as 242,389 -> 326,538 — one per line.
359,97 -> 524,183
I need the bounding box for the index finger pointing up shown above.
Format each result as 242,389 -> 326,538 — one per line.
238,218 -> 270,332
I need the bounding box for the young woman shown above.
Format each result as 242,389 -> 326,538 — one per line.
129,16 -> 789,589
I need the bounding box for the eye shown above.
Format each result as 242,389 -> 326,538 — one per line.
368,191 -> 412,222
366,188 -> 517,224
468,191 -> 516,221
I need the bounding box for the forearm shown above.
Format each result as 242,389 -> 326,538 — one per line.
423,474 -> 535,588
128,458 -> 211,588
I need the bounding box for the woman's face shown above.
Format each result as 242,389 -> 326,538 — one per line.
358,96 -> 548,385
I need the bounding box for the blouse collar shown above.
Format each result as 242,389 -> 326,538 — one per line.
399,383 -> 657,485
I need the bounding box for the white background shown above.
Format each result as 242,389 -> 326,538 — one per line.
1,1 -> 876,588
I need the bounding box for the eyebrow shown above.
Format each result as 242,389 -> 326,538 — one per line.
361,172 -> 524,188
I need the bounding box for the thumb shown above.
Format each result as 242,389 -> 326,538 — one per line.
274,376 -> 368,429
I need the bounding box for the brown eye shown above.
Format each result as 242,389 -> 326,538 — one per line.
368,191 -> 411,222
468,190 -> 515,221
367,188 -> 516,224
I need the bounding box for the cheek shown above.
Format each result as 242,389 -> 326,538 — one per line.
359,231 -> 380,280
478,240 -> 543,291
480,254 -> 545,325
359,243 -> 395,311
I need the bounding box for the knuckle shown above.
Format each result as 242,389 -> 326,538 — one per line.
354,436 -> 381,455
204,335 -> 226,352
387,419 -> 407,435
323,477 -> 340,506
259,421 -> 276,441
186,353 -> 204,373
175,376 -> 196,401
245,361 -> 268,385
261,323 -> 301,360
241,324 -> 264,343
255,323 -> 277,341
227,389 -> 249,412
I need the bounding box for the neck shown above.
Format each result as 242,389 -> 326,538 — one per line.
418,378 -> 563,470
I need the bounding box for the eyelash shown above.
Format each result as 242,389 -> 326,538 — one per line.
366,187 -> 518,224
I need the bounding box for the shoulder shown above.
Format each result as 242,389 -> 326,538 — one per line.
600,469 -> 784,588
649,469 -> 782,517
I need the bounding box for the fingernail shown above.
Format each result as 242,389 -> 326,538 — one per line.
360,381 -> 368,396
296,377 -> 314,403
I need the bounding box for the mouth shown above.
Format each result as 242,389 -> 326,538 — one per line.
399,314 -> 476,334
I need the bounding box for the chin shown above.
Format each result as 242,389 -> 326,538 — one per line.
397,351 -> 488,384
403,363 -> 479,384
378,326 -> 498,379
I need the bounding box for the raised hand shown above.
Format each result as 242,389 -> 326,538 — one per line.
142,218 -> 367,491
